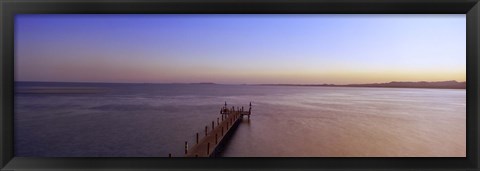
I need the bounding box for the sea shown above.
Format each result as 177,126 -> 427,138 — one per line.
14,82 -> 466,157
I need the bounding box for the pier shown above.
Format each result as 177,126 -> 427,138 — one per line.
179,102 -> 251,157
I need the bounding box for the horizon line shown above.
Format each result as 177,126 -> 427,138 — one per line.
15,80 -> 467,86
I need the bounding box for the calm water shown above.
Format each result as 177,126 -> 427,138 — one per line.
14,82 -> 466,157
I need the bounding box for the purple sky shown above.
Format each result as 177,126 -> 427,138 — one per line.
15,14 -> 466,84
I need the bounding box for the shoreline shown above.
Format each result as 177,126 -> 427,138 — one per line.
255,84 -> 466,90
15,81 -> 466,90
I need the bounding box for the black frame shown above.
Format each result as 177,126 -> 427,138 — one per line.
1,0 -> 479,170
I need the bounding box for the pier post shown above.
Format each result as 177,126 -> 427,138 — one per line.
185,141 -> 188,154
169,153 -> 171,157
249,102 -> 252,114
212,121 -> 215,130
221,126 -> 224,136
222,115 -> 224,121
196,133 -> 199,144
215,133 -> 218,144
207,143 -> 210,155
242,106 -> 244,112
205,126 -> 208,136
217,118 -> 219,126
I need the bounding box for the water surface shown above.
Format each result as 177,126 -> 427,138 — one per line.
15,82 -> 465,157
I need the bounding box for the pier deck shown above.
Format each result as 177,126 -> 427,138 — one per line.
183,103 -> 251,157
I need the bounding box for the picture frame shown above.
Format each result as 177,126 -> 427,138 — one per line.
1,0 -> 479,170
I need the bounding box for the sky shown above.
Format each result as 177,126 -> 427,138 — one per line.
15,14 -> 466,84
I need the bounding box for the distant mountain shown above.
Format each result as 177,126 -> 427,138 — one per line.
345,80 -> 466,89
257,80 -> 466,89
189,82 -> 216,85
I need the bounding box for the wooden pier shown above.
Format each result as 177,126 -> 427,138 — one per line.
181,102 -> 252,157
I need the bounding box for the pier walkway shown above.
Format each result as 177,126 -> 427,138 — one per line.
182,102 -> 251,157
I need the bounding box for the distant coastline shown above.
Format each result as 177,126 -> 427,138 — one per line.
16,80 -> 466,89
257,80 -> 466,89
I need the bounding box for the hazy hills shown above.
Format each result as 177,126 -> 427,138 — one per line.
16,80 -> 466,89
259,80 -> 466,89
345,80 -> 466,89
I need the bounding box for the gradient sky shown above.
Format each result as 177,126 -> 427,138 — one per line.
15,14 -> 466,84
